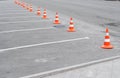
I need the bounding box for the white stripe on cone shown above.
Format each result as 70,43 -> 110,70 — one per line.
104,39 -> 110,42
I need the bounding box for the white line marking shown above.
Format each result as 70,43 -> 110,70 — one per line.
0,16 -> 38,19
0,27 -> 53,34
0,11 -> 27,13
0,13 -> 30,15
0,20 -> 50,24
19,55 -> 120,78
1,10 -> 27,11
0,37 -> 89,53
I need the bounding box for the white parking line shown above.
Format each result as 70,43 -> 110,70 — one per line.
0,27 -> 53,34
1,10 -> 27,11
19,55 -> 120,78
0,10 -> 27,11
0,13 -> 30,15
0,16 -> 38,19
0,20 -> 50,24
0,37 -> 89,53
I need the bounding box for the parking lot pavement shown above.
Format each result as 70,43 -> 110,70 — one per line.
0,0 -> 120,78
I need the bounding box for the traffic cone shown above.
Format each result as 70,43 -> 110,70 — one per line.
101,27 -> 113,49
67,17 -> 75,32
42,9 -> 48,19
21,1 -> 24,7
29,5 -> 33,12
26,4 -> 29,10
14,0 -> 17,4
37,7 -> 41,16
23,2 -> 26,8
53,12 -> 60,24
20,1 -> 23,6
18,0 -> 20,5
16,0 -> 18,4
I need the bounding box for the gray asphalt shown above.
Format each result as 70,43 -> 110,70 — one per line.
0,0 -> 120,78
25,0 -> 120,30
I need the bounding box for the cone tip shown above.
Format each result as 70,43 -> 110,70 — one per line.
56,12 -> 58,15
106,27 -> 109,33
70,17 -> 73,20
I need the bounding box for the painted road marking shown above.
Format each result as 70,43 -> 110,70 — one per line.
0,20 -> 50,24
0,16 -> 38,19
19,55 -> 120,78
0,13 -> 31,15
0,9 -> 35,13
0,27 -> 53,34
1,10 -> 28,11
0,37 -> 89,53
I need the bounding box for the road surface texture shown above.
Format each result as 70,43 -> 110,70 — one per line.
0,0 -> 120,78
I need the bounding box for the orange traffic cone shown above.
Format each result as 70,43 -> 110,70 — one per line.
16,0 -> 19,4
18,0 -> 20,5
101,27 -> 113,49
26,4 -> 29,10
67,17 -> 75,32
29,5 -> 33,12
53,12 -> 60,24
21,1 -> 24,7
20,2 -> 23,6
37,7 -> 41,16
14,0 -> 17,4
22,2 -> 25,8
42,9 -> 48,19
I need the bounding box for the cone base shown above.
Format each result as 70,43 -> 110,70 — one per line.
42,17 -> 48,19
27,7 -> 29,10
23,6 -> 25,8
101,45 -> 113,49
53,22 -> 61,24
67,30 -> 75,32
29,10 -> 33,12
37,12 -> 41,16
37,14 -> 41,16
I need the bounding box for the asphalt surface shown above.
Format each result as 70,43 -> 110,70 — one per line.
0,0 -> 120,78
